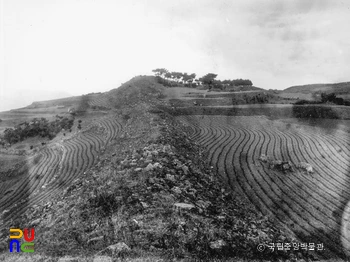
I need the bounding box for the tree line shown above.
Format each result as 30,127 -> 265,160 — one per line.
152,68 -> 253,90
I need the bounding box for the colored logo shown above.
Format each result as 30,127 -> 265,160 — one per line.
9,228 -> 35,253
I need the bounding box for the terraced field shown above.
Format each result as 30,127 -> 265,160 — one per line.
177,115 -> 350,256
88,94 -> 114,109
0,116 -> 122,228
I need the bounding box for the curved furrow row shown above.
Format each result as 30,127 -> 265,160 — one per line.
243,118 -> 348,215
283,128 -> 350,194
253,120 -> 348,199
281,129 -> 350,200
294,124 -> 350,154
189,121 -> 214,145
295,129 -> 350,182
262,127 -> 348,204
1,117 -> 123,226
88,95 -> 113,109
257,127 -> 350,247
268,129 -> 343,207
14,137 -> 87,214
1,143 -> 71,219
177,116 -> 207,141
189,121 -> 232,178
189,122 -> 308,237
290,128 -> 347,178
242,128 -> 342,247
0,149 -> 51,207
100,118 -> 117,143
100,118 -> 123,144
185,117 -> 211,141
242,127 -> 321,232
208,126 -> 234,170
223,126 -> 342,249
27,148 -> 60,193
253,128 -> 340,229
176,115 -> 350,256
199,124 -> 227,159
0,146 -> 62,213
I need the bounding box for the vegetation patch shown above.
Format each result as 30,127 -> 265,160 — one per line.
0,115 -> 74,145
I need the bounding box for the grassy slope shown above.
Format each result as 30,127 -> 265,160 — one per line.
0,76 -> 344,261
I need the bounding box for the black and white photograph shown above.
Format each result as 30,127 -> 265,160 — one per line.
1,0 -> 350,261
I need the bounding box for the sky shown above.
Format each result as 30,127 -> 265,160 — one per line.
0,0 -> 350,111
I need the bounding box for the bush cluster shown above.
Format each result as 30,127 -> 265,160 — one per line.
320,92 -> 350,106
2,115 -> 74,144
295,93 -> 350,106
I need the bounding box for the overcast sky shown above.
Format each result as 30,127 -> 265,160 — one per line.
1,0 -> 350,111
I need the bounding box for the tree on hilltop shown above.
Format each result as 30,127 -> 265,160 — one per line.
164,71 -> 172,80
152,68 -> 168,77
199,73 -> 218,89
171,72 -> 184,83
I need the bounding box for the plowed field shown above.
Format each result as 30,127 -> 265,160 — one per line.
177,115 -> 350,256
0,116 -> 122,228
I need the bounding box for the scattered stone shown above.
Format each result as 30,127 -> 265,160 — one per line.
153,162 -> 161,168
105,242 -> 130,256
182,165 -> 189,175
151,150 -> 159,156
129,219 -> 140,230
172,187 -> 182,194
134,167 -> 142,172
93,256 -> 112,262
258,154 -> 269,162
166,173 -> 176,182
87,236 -> 105,249
57,256 -> 80,262
30,218 -> 41,227
209,239 -> 227,249
174,202 -> 195,210
145,163 -> 154,171
140,201 -> 149,208
144,159 -> 152,164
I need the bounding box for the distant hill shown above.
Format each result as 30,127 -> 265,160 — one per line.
283,82 -> 350,94
278,81 -> 350,101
